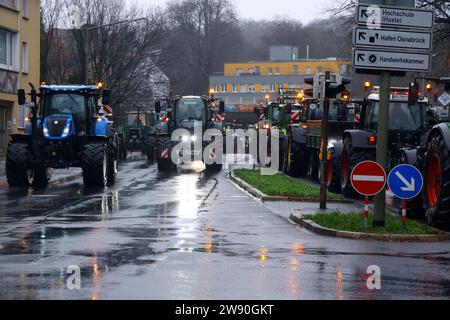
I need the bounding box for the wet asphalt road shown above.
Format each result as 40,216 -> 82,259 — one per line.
1,158 -> 450,300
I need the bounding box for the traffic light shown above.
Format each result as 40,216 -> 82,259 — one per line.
408,81 -> 419,106
340,90 -> 351,102
425,83 -> 433,92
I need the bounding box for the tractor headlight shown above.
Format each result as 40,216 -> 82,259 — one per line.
43,127 -> 49,137
61,125 -> 71,138
191,135 -> 198,142
182,135 -> 189,142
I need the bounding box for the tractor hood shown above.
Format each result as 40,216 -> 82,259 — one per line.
43,114 -> 75,140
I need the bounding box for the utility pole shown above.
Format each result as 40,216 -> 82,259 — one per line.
373,0 -> 395,227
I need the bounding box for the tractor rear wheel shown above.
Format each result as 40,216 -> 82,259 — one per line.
82,142 -> 108,187
6,142 -> 30,187
423,132 -> 450,226
341,137 -> 375,198
146,136 -> 156,162
328,147 -> 342,194
157,136 -> 175,172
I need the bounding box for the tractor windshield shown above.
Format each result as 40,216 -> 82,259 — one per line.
176,98 -> 205,123
367,101 -> 425,131
127,114 -> 147,127
43,94 -> 86,117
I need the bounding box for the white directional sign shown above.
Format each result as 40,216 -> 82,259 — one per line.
353,27 -> 432,51
357,4 -> 435,29
438,92 -> 450,107
352,48 -> 431,72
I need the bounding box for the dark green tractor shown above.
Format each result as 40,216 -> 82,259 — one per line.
118,111 -> 159,161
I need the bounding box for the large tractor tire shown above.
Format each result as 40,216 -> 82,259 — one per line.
206,163 -> 222,173
340,136 -> 375,198
327,146 -> 342,194
157,136 -> 175,172
31,166 -> 51,190
397,151 -> 424,219
6,142 -> 30,187
146,136 -> 156,162
307,151 -> 319,182
423,132 -> 450,226
82,142 -> 108,187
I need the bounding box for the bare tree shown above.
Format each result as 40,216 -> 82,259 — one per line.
165,0 -> 243,95
41,0 -> 168,116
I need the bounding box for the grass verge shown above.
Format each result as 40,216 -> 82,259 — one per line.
233,169 -> 344,200
303,212 -> 438,235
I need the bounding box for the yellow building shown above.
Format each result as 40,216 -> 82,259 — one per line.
210,47 -> 351,107
0,0 -> 40,154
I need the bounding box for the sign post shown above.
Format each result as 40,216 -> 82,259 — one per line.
353,0 -> 434,228
351,161 -> 387,230
388,164 -> 424,228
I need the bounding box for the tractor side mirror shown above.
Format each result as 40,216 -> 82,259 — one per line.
102,89 -> 111,106
18,89 -> 26,105
155,101 -> 162,113
219,101 -> 225,114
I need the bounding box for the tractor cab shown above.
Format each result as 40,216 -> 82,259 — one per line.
34,85 -> 107,140
361,87 -> 430,146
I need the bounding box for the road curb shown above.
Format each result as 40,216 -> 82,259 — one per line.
289,211 -> 450,243
230,172 -> 353,204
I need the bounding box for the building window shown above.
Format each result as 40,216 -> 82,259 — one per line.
22,0 -> 29,18
306,67 -> 312,74
268,67 -> 273,75
317,67 -> 322,73
293,65 -> 299,75
248,84 -> 255,92
240,85 -> 247,93
232,84 -> 238,92
221,84 -> 227,92
278,84 -> 283,91
255,66 -> 260,74
0,0 -> 18,10
275,68 -> 280,75
236,68 -> 242,76
340,64 -> 347,74
261,85 -> 267,92
0,29 -> 17,70
248,68 -> 254,74
22,41 -> 28,74
270,84 -> 275,92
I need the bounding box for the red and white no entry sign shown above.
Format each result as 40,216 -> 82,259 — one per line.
351,161 -> 386,197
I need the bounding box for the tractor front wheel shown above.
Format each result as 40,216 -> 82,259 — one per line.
82,142 -> 108,187
6,142 -> 30,187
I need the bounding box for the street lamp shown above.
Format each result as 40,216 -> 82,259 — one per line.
66,3 -> 147,84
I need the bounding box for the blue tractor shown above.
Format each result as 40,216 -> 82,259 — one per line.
6,83 -> 119,188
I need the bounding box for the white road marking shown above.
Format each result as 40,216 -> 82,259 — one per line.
353,175 -> 385,182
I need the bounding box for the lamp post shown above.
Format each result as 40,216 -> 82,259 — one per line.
82,17 -> 147,84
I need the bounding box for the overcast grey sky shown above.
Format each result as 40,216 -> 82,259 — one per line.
128,0 -> 334,24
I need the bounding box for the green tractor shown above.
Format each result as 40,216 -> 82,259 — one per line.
155,95 -> 225,173
118,111 -> 159,161
255,89 -> 303,171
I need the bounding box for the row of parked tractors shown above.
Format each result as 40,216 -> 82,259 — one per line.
5,83 -> 227,190
257,77 -> 450,226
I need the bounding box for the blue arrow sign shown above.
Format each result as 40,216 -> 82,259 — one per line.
388,165 -> 424,200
